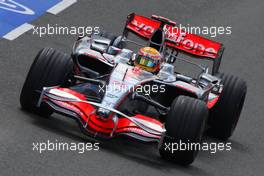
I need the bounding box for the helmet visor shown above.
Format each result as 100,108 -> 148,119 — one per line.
136,55 -> 157,68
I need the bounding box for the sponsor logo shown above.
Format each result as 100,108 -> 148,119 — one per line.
130,19 -> 154,36
129,19 -> 218,58
164,26 -> 217,57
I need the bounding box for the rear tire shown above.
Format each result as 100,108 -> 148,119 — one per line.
208,73 -> 247,140
20,48 -> 73,116
159,96 -> 208,165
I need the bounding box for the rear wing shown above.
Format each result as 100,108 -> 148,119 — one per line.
123,13 -> 224,74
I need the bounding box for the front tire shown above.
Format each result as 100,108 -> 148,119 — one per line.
20,48 -> 73,116
159,96 -> 208,165
208,73 -> 247,140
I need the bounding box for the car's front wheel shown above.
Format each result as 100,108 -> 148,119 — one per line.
159,96 -> 208,165
20,47 -> 73,116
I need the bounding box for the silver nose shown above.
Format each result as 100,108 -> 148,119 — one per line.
96,108 -> 110,118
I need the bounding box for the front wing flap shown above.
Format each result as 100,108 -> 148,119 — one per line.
37,87 -> 165,142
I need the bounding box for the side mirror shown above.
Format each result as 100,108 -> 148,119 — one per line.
90,36 -> 111,53
107,46 -> 121,55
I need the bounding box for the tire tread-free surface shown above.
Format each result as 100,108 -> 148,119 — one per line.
208,73 -> 247,140
20,48 -> 73,114
159,96 -> 208,165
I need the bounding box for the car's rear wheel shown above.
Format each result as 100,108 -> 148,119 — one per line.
208,73 -> 247,140
159,96 -> 208,165
20,47 -> 73,116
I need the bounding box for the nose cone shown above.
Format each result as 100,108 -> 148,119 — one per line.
96,107 -> 110,119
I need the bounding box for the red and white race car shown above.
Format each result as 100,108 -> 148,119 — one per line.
20,13 -> 247,165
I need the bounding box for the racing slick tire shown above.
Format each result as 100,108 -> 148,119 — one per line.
159,96 -> 208,165
208,73 -> 247,140
20,47 -> 73,116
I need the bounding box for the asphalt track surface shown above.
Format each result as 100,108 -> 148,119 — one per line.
1,0 -> 264,175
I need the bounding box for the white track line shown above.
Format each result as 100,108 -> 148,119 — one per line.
3,23 -> 34,40
47,0 -> 77,15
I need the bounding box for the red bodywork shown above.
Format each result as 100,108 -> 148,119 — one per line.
43,88 -> 162,140
126,14 -> 222,59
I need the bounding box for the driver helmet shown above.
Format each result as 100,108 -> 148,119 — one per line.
134,47 -> 161,73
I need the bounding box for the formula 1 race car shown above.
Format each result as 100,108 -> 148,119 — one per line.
20,13 -> 247,165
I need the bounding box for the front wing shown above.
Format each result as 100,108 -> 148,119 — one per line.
37,87 -> 165,142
